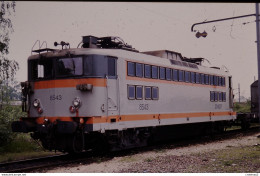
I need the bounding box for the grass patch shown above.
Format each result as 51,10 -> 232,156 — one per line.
92,156 -> 111,164
144,157 -> 154,163
0,134 -> 40,153
0,151 -> 56,163
120,156 -> 137,163
198,145 -> 260,172
250,123 -> 260,128
153,148 -> 166,153
93,157 -> 103,164
0,134 -> 58,163
225,126 -> 241,131
225,145 -> 233,148
222,160 -> 232,166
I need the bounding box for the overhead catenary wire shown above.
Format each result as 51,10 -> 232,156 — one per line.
195,19 -> 256,42
131,3 -> 255,42
212,30 -> 256,43
128,3 -> 255,46
128,3 -> 191,26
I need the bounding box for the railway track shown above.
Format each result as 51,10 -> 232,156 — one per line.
0,153 -> 93,173
0,126 -> 259,173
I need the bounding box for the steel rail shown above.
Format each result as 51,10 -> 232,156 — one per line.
0,153 -> 72,173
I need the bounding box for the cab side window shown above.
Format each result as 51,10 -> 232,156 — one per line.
128,85 -> 135,100
144,64 -> 151,78
136,63 -> 143,77
152,66 -> 158,79
127,62 -> 135,76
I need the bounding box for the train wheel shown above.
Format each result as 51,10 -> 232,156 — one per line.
67,131 -> 84,154
72,131 -> 85,153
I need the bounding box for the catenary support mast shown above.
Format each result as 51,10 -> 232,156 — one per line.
255,3 -> 260,121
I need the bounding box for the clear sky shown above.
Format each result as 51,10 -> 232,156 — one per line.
8,2 -> 257,99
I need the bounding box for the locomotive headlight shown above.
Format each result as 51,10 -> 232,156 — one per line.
37,107 -> 43,114
33,99 -> 40,108
69,106 -> 76,113
73,97 -> 81,108
70,97 -> 81,113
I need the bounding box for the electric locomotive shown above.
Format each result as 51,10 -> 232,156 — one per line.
12,35 -> 236,153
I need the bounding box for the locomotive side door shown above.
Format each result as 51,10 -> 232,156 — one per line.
106,57 -> 119,117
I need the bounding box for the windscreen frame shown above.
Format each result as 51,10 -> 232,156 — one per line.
28,54 -> 117,81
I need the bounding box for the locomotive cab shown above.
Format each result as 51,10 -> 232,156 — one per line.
13,50 -> 119,152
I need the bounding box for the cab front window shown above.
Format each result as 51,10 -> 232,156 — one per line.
28,55 -> 117,81
56,57 -> 83,77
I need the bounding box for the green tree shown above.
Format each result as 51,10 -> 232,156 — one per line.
0,1 -> 20,147
0,1 -> 19,82
0,105 -> 21,147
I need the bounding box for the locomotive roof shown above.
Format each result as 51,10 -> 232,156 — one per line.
28,47 -> 230,77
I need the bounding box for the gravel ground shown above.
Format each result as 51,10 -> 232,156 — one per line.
46,131 -> 260,173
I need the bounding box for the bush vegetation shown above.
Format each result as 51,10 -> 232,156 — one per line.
0,105 -> 56,163
0,104 -> 42,155
233,100 -> 251,113
0,105 -> 23,147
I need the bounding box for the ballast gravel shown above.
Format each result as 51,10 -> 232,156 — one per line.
46,131 -> 260,173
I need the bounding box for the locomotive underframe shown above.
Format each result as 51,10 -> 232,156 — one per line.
12,117 -> 232,153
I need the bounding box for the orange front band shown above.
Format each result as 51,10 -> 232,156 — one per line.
34,78 -> 106,89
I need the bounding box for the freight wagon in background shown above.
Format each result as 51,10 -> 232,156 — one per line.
12,35 -> 236,153
236,80 -> 260,129
251,80 -> 259,119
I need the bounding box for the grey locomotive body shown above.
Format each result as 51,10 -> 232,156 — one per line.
12,36 -> 236,153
